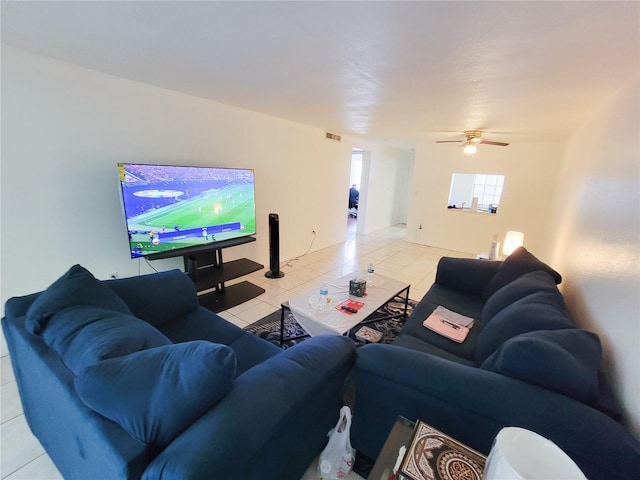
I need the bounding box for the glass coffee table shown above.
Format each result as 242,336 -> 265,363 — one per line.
279,272 -> 410,347
368,417 -> 416,480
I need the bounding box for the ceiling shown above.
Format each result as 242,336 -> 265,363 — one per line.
2,1 -> 638,147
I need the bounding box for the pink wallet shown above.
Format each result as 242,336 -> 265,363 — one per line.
423,313 -> 470,343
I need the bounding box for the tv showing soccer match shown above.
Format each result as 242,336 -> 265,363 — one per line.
117,163 -> 256,259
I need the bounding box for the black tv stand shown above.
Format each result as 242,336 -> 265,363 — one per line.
184,237 -> 265,313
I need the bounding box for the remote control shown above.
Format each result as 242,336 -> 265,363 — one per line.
341,305 -> 358,313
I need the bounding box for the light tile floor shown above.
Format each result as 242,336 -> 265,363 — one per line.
0,223 -> 473,480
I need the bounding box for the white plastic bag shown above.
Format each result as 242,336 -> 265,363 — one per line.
318,405 -> 356,479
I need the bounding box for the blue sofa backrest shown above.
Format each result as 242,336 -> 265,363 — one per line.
105,269 -> 200,327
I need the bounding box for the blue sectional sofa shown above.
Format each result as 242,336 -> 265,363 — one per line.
2,265 -> 355,480
351,248 -> 640,480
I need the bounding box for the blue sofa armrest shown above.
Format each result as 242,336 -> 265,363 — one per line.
435,257 -> 501,297
142,335 -> 356,480
352,344 -> 640,480
2,314 -> 151,480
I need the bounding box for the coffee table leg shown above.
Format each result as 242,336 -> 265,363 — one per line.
280,305 -> 286,348
401,285 -> 410,322
278,301 -> 311,348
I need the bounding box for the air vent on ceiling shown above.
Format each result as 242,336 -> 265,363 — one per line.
325,132 -> 341,142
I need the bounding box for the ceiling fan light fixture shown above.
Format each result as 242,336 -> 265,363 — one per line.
435,130 -> 509,151
465,130 -> 482,143
464,143 -> 477,156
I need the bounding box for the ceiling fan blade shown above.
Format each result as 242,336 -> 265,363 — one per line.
480,140 -> 509,146
435,140 -> 464,143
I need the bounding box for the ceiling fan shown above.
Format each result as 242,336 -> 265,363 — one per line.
436,130 -> 509,155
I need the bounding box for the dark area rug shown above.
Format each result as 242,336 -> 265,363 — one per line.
244,295 -> 418,349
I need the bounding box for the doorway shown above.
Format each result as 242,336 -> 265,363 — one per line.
348,149 -> 364,233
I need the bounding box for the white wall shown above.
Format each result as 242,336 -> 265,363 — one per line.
448,174 -> 475,208
549,78 -> 640,435
406,140 -> 566,261
0,46 -> 410,316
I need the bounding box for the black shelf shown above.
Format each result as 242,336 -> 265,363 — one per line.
183,240 -> 265,313
191,258 -> 264,291
151,235 -> 257,260
197,281 -> 266,313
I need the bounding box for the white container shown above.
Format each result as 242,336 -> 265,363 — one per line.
488,241 -> 500,260
484,427 -> 586,480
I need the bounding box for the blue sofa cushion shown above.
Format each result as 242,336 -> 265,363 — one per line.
75,341 -> 237,453
482,247 -> 562,301
481,329 -> 602,404
26,264 -> 132,334
105,269 -> 199,327
475,291 -> 573,365
398,284 -> 486,363
42,306 -> 172,375
482,270 -> 560,323
435,257 -> 502,297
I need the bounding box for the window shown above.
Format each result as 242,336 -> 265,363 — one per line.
472,174 -> 504,211
448,173 -> 505,213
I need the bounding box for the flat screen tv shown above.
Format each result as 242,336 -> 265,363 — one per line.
117,163 -> 256,259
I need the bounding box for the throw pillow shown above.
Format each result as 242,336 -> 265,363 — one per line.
480,329 -> 602,404
482,247 -> 562,301
475,290 -> 573,365
26,264 -> 132,334
482,270 -> 560,323
75,341 -> 237,453
42,306 -> 172,375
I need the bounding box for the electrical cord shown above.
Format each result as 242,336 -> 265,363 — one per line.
284,230 -> 316,268
143,257 -> 159,273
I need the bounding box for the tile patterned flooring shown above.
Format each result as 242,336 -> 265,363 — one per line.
1,224 -> 473,479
